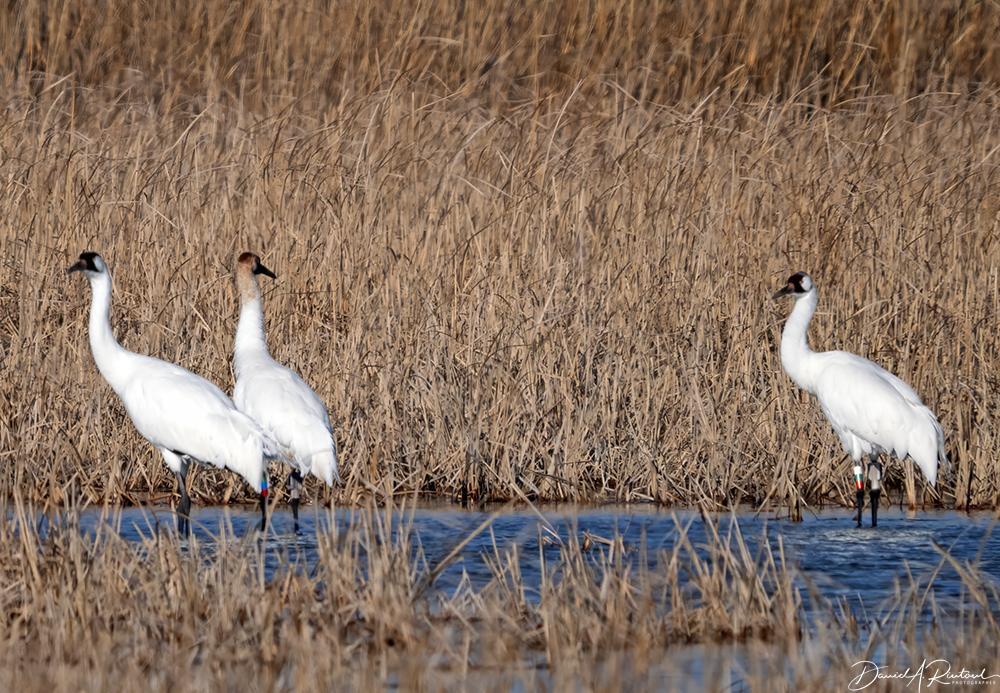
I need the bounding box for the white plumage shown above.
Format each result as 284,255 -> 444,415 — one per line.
69,251 -> 276,533
231,253 -> 340,524
774,272 -> 947,491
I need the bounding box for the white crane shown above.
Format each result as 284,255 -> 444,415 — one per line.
68,251 -> 277,535
232,252 -> 340,530
773,272 -> 948,527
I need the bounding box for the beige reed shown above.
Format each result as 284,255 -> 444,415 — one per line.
0,497 -> 997,691
0,0 -> 997,510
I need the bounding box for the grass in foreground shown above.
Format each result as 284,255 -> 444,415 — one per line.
0,495 -> 997,691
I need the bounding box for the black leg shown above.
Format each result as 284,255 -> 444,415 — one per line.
855,488 -> 864,527
259,474 -> 269,532
289,470 -> 303,532
867,457 -> 883,529
176,460 -> 191,537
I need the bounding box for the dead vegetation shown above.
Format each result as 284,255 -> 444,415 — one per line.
0,1 -> 998,512
0,496 -> 997,691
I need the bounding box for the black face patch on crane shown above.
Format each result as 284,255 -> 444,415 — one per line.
772,271 -> 812,300
787,272 -> 809,293
79,252 -> 101,270
68,251 -> 102,274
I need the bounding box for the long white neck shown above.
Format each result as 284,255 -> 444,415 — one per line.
780,289 -> 819,392
87,272 -> 132,392
234,282 -> 270,376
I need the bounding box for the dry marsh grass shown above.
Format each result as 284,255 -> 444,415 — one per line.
0,0 -> 998,510
0,500 -> 997,691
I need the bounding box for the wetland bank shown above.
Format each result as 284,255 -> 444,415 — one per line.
1,0 -> 999,689
3,499 -> 999,690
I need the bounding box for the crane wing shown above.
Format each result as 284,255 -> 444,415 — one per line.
815,359 -> 909,450
120,356 -> 268,488
826,350 -> 924,405
812,352 -> 944,484
235,362 -> 333,469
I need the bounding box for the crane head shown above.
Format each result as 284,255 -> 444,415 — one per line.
237,252 -> 277,280
67,251 -> 107,277
772,271 -> 813,300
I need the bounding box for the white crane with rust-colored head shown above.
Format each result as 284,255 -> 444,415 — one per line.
232,252 -> 340,530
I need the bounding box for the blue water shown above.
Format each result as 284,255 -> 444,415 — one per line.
66,503 -> 1000,615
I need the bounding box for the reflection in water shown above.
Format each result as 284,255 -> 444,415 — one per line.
70,504 -> 999,611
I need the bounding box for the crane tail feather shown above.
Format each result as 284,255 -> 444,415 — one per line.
912,405 -> 948,488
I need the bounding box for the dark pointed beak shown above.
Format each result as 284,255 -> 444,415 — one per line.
253,263 -> 277,280
67,260 -> 87,274
772,285 -> 793,300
